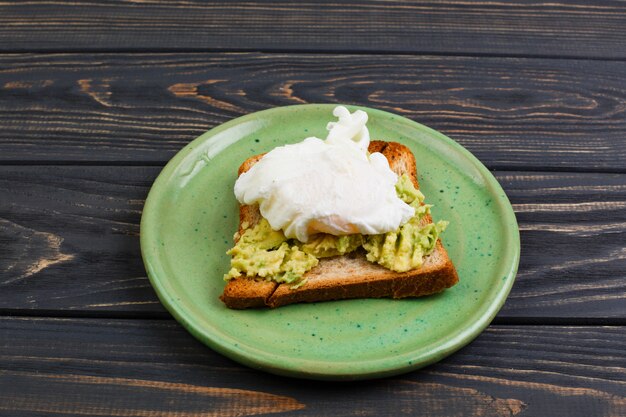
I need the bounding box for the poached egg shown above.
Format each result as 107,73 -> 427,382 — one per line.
234,106 -> 415,242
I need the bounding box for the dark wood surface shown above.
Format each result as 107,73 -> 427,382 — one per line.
1,1 -> 624,416
1,54 -> 625,170
2,318 -> 625,417
1,1 -> 626,59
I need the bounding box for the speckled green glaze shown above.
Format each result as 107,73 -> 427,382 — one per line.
140,104 -> 520,380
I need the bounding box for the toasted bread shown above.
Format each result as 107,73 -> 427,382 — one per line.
220,141 -> 458,309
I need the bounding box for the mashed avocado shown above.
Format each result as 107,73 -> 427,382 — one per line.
395,173 -> 425,207
363,174 -> 448,272
224,174 -> 447,285
363,220 -> 447,272
299,234 -> 364,258
225,219 -> 318,286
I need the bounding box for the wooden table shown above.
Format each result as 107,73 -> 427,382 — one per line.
1,2 -> 625,416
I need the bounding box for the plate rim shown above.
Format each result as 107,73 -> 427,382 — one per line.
140,103 -> 520,380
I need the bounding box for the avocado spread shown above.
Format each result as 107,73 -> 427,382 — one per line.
363,174 -> 448,272
225,219 -> 318,286
225,174 -> 447,287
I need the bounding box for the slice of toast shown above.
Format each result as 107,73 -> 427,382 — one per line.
220,141 -> 459,309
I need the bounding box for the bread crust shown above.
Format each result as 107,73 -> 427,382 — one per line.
219,141 -> 458,309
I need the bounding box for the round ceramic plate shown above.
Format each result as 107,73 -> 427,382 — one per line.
141,104 -> 519,380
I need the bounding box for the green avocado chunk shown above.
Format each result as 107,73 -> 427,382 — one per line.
224,174 -> 447,285
363,174 -> 448,272
225,219 -> 318,286
299,234 -> 364,258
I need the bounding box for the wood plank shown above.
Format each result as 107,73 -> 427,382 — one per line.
1,54 -> 625,170
0,1 -> 625,59
0,166 -> 155,313
0,318 -> 624,416
497,172 -> 626,318
1,166 -> 625,319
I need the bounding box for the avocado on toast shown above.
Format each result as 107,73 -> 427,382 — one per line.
220,141 -> 458,309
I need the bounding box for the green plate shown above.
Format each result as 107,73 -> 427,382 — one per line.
141,104 -> 519,380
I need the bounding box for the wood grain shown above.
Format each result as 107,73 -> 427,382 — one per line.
497,172 -> 626,318
0,318 -> 624,416
0,1 -> 625,59
0,53 -> 625,170
0,166 -> 155,313
1,166 -> 624,319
